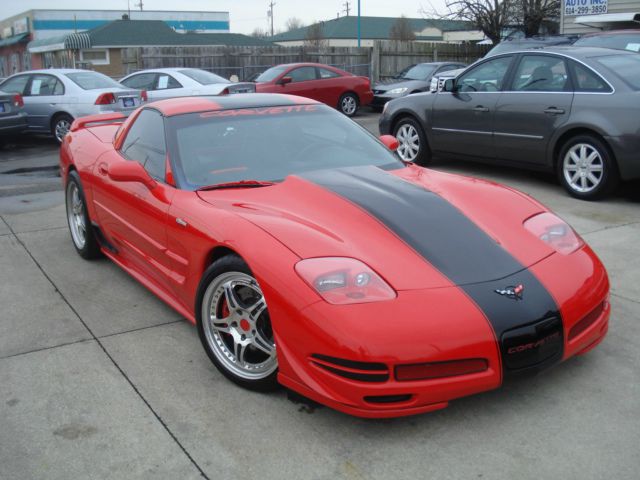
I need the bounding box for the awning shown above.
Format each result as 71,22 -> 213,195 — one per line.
28,33 -> 92,53
575,12 -> 640,27
64,33 -> 91,50
0,32 -> 30,48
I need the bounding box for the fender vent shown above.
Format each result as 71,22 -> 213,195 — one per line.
310,354 -> 389,382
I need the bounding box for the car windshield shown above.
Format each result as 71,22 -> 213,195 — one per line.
593,53 -> 640,89
254,66 -> 288,82
167,104 -> 404,190
65,71 -> 123,90
178,69 -> 229,85
574,33 -> 640,52
396,64 -> 437,80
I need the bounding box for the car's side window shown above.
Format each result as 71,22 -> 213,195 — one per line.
121,73 -> 157,90
0,75 -> 29,95
156,74 -> 182,90
317,68 -> 340,79
511,55 -> 568,92
120,109 -> 166,181
27,75 -> 65,96
287,67 -> 317,83
570,61 -> 611,93
456,56 -> 513,92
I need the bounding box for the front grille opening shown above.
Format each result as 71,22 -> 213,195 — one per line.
364,394 -> 412,404
569,301 -> 605,341
310,354 -> 389,383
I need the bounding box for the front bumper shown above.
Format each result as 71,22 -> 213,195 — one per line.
274,246 -> 610,418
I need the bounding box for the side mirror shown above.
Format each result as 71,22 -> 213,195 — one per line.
108,161 -> 156,190
443,79 -> 456,92
379,134 -> 399,151
278,76 -> 293,85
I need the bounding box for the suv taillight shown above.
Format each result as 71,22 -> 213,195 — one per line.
95,92 -> 116,105
141,90 -> 148,102
13,94 -> 23,107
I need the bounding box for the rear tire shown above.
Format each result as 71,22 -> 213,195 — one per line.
52,113 -> 74,144
393,116 -> 431,166
339,92 -> 359,117
65,171 -> 101,259
557,134 -> 619,200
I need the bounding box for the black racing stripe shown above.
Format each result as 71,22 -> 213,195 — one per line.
300,166 -> 563,374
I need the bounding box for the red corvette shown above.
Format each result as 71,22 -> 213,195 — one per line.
253,63 -> 373,117
60,94 -> 610,418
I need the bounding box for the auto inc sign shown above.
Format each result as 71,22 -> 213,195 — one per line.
564,0 -> 608,16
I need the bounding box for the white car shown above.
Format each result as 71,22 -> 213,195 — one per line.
120,68 -> 255,101
0,69 -> 145,143
429,68 -> 466,93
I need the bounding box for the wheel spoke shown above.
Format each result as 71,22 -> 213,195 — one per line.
234,341 -> 248,367
587,173 -> 600,185
252,331 -> 274,356
569,151 -> 581,164
571,171 -> 581,183
248,297 -> 266,322
223,282 -> 241,310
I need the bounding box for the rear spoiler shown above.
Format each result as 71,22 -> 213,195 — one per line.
70,112 -> 126,132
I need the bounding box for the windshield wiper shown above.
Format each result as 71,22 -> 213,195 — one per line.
197,180 -> 276,191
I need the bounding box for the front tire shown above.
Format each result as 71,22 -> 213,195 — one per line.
65,171 -> 101,259
393,116 -> 431,165
52,113 -> 74,144
196,255 -> 279,392
339,92 -> 359,117
557,134 -> 619,200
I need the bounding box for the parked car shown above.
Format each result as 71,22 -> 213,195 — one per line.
120,68 -> 255,101
380,47 -> 640,200
371,62 -> 466,109
252,63 -> 373,116
60,94 -> 609,418
429,67 -> 466,92
0,91 -> 27,146
485,35 -> 579,57
0,69 -> 145,143
573,29 -> 640,52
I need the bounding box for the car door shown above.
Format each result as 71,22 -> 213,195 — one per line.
278,66 -> 319,100
431,55 -> 514,158
315,66 -> 344,105
22,74 -> 66,131
493,54 -> 574,166
150,73 -> 184,100
91,108 -> 176,289
121,72 -> 158,98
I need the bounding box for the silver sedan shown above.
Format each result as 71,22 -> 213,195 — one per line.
0,69 -> 145,143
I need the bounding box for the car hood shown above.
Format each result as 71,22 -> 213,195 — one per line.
197,166 -> 554,290
373,79 -> 428,92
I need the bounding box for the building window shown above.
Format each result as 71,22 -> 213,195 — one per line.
79,49 -> 110,65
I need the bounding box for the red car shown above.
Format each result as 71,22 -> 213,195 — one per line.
60,94 -> 609,418
253,63 -> 373,117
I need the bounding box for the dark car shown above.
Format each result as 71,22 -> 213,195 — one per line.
485,36 -> 579,57
379,47 -> 640,200
573,30 -> 640,52
0,90 -> 27,147
371,62 -> 466,109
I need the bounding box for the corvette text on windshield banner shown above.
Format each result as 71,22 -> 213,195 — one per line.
300,166 -> 563,374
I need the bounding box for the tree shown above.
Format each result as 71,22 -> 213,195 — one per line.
305,22 -> 326,47
285,17 -> 305,31
389,16 -> 416,41
512,0 -> 560,37
251,27 -> 268,38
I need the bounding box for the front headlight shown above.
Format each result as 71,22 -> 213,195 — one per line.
524,212 -> 584,255
387,87 -> 408,95
295,257 -> 396,305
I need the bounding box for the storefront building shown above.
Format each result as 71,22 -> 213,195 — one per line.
561,0 -> 640,34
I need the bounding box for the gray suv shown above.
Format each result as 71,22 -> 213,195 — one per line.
379,47 -> 640,200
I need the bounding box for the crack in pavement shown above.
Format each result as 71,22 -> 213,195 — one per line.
6,223 -> 210,480
581,220 -> 640,237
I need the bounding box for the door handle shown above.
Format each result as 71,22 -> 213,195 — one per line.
98,163 -> 109,176
473,106 -> 489,113
544,107 -> 565,115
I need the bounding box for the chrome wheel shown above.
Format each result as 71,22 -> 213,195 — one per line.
396,123 -> 420,162
66,181 -> 86,249
340,95 -> 357,116
201,272 -> 277,380
54,118 -> 72,142
563,143 -> 604,194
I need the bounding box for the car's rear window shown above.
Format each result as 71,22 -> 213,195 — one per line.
178,69 -> 229,85
593,54 -> 640,89
65,72 -> 123,90
575,34 -> 640,52
167,104 -> 404,190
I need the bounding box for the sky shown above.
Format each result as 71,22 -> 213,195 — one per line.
1,0 -> 449,35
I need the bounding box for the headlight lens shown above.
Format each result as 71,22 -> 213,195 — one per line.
295,257 -> 396,305
387,87 -> 408,95
524,212 -> 584,255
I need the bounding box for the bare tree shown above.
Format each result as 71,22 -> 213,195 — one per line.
285,17 -> 305,31
305,22 -> 326,46
389,16 -> 416,41
251,27 -> 269,38
512,0 -> 560,37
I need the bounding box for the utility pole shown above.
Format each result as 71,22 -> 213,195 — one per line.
268,1 -> 276,37
135,0 -> 143,11
357,0 -> 361,47
343,1 -> 350,16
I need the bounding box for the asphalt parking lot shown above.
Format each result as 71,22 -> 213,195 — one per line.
1,110 -> 639,479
